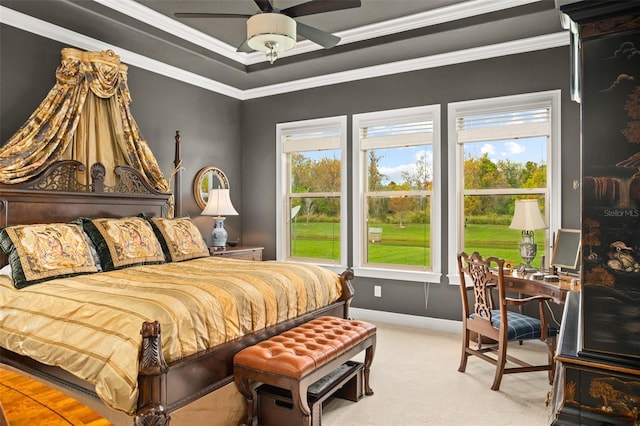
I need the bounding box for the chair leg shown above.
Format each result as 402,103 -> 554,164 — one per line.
491,341 -> 507,391
547,336 -> 556,385
458,328 -> 470,373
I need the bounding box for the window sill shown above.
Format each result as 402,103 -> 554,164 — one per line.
447,273 -> 462,286
353,267 -> 441,283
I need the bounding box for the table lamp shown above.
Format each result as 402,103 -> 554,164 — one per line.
201,188 -> 238,248
509,199 -> 547,272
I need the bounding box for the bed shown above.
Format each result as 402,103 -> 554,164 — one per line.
0,159 -> 354,425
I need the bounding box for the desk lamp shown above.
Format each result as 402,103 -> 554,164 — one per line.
509,199 -> 547,272
201,188 -> 238,249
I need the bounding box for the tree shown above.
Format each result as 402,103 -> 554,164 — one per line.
462,152 -> 546,218
501,159 -> 523,188
388,181 -> 413,227
399,153 -> 431,219
290,152 -> 341,223
368,151 -> 388,221
585,266 -> 615,287
314,157 -> 341,192
368,151 -> 386,191
623,85 -> 640,144
401,153 -> 432,190
620,86 -> 640,178
522,161 -> 547,189
583,217 -> 601,259
303,198 -> 315,225
290,153 -> 314,192
589,380 -> 616,411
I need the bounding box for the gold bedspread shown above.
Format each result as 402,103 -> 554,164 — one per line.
0,257 -> 343,414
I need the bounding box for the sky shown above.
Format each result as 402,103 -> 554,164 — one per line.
377,136 -> 547,184
300,135 -> 547,186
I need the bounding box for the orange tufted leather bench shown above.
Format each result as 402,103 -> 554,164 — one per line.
234,316 -> 376,426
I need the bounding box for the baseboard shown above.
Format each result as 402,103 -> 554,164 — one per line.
349,308 -> 461,335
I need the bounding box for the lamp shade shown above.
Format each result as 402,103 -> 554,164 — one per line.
247,13 -> 297,52
201,189 -> 238,217
509,199 -> 546,231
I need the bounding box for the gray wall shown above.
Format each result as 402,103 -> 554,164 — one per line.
0,24 -> 243,242
242,47 -> 581,320
1,24 -> 580,322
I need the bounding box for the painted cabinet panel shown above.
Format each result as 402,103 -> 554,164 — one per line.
551,2 -> 640,425
581,20 -> 640,363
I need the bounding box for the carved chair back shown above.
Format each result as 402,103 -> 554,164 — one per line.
457,251 -> 506,333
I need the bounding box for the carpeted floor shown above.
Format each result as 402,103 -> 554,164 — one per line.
321,320 -> 553,426
0,317 -> 554,426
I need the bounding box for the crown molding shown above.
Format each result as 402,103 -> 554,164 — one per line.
93,0 -> 248,64
0,6 -> 568,101
303,0 -> 541,51
0,6 -> 244,99
94,0 -> 543,65
242,32 -> 569,100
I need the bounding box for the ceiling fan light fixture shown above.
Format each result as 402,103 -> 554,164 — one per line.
264,41 -> 278,64
247,13 -> 296,62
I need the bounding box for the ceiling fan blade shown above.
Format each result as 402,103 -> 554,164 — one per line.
236,39 -> 254,53
254,0 -> 273,13
281,0 -> 361,18
174,13 -> 251,19
296,22 -> 340,49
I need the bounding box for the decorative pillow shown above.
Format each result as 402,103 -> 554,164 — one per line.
80,217 -> 165,271
146,216 -> 209,262
0,223 -> 101,289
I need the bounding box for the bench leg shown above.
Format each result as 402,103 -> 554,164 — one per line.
235,376 -> 256,426
291,382 -> 312,426
363,338 -> 376,396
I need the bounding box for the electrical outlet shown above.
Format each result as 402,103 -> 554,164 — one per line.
374,285 -> 381,297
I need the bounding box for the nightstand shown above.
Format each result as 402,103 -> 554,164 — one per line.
209,245 -> 264,261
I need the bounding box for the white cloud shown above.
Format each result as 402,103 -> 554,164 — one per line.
380,164 -> 414,184
380,163 -> 433,185
505,141 -> 526,154
481,144 -> 495,155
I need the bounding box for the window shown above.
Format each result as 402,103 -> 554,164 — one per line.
353,106 -> 441,282
447,91 -> 561,284
276,116 -> 347,270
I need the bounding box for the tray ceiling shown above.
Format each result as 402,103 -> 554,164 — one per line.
0,0 -> 570,99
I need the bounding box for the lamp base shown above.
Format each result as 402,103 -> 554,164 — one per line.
211,217 -> 228,248
519,239 -> 538,273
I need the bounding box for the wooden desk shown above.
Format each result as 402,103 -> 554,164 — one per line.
502,272 -> 579,304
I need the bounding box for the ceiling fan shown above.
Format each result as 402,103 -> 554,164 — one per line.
175,0 -> 362,63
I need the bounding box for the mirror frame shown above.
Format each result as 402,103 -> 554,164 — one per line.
193,166 -> 229,210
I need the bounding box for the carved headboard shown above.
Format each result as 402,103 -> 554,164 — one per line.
0,160 -> 172,267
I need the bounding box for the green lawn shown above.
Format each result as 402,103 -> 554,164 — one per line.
289,221 -> 545,268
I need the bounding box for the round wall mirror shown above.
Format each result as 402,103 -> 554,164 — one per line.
193,167 -> 229,210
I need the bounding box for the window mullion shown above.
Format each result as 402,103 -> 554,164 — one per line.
463,188 -> 547,196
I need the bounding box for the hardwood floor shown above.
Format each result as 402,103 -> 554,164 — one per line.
0,367 -> 111,426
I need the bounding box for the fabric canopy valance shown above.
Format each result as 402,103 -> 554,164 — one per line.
0,48 -> 169,194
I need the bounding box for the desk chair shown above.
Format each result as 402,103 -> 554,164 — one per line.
457,251 -> 558,390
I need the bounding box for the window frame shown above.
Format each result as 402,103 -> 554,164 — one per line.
352,105 -> 442,283
447,90 -> 562,284
275,116 -> 348,272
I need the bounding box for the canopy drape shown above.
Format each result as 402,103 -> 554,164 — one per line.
0,48 -> 170,194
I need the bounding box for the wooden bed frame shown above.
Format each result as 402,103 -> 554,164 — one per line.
0,154 -> 354,425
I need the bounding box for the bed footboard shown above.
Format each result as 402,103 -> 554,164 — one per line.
338,268 -> 355,318
132,269 -> 354,425
135,321 -> 170,426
